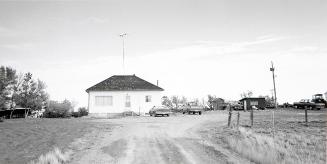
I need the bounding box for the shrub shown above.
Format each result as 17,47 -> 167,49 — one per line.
71,107 -> 88,118
43,100 -> 73,118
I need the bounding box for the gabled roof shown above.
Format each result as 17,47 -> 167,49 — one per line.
86,75 -> 164,92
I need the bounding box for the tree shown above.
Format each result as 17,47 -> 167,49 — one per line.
161,96 -> 173,107
207,95 -> 216,110
0,66 -> 17,109
180,96 -> 187,105
171,96 -> 179,109
43,99 -> 73,118
240,90 -> 253,98
259,95 -> 274,107
14,73 -> 49,117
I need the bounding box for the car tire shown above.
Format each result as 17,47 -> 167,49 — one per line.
199,112 -> 202,115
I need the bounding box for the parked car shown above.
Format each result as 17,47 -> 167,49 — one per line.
149,106 -> 172,117
293,99 -> 317,109
182,104 -> 204,115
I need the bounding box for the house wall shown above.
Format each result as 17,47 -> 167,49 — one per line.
88,91 -> 162,116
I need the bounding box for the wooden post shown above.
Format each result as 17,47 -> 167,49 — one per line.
228,111 -> 232,127
305,106 -> 308,125
237,112 -> 240,127
250,107 -> 254,127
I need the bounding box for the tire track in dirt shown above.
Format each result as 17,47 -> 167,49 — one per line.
70,113 -> 253,164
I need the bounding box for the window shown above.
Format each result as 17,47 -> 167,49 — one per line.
125,95 -> 131,107
95,96 -> 113,106
250,101 -> 258,106
145,95 -> 152,102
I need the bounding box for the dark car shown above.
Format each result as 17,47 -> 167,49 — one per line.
293,99 -> 317,109
149,106 -> 172,117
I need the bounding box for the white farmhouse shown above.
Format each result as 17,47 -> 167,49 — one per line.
86,75 -> 164,117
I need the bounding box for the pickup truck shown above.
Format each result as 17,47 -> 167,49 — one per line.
182,105 -> 204,115
293,99 -> 318,109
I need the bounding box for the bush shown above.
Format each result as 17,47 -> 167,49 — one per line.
71,107 -> 88,118
43,100 -> 73,118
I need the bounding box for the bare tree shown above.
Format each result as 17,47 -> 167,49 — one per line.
171,96 -> 179,109
161,96 -> 172,107
240,90 -> 253,98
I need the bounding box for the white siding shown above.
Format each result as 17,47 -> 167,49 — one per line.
88,91 -> 162,115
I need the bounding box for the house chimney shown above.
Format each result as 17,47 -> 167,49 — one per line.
157,80 -> 159,86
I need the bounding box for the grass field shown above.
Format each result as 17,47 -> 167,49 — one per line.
201,108 -> 327,164
0,118 -> 114,164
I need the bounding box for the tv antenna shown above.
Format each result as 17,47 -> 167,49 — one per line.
119,33 -> 127,74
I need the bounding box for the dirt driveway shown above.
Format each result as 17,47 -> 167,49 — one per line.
70,112 -> 252,164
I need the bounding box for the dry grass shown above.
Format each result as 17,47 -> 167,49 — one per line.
29,147 -> 72,164
0,118 -> 114,164
227,127 -> 325,164
200,109 -> 327,164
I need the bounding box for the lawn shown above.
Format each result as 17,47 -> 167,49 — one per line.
0,118 -> 114,164
200,108 -> 327,164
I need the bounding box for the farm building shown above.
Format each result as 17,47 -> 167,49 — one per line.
209,98 -> 228,110
239,97 -> 266,111
86,75 -> 164,117
0,105 -> 31,118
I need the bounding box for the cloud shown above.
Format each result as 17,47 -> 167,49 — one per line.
0,43 -> 36,50
0,26 -> 19,37
138,35 -> 291,62
79,17 -> 107,25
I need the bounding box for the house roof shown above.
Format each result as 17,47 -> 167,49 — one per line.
86,75 -> 164,92
239,97 -> 265,102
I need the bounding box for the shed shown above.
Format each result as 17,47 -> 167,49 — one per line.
210,98 -> 227,110
239,97 -> 266,111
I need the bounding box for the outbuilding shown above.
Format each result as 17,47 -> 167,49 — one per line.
86,75 -> 164,117
239,97 -> 266,111
209,98 -> 227,110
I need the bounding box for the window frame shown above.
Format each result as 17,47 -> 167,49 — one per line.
95,96 -> 113,106
145,95 -> 152,102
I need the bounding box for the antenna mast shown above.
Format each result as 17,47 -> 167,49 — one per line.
120,33 -> 127,74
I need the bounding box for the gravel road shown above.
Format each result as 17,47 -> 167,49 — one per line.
70,112 -> 252,164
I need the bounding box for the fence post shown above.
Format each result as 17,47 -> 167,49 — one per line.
250,107 -> 254,127
305,106 -> 308,125
237,112 -> 240,127
228,111 -> 232,127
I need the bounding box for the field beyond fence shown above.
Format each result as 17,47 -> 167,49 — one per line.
201,108 -> 327,164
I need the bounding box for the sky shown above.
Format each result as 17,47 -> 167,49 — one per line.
0,0 -> 326,108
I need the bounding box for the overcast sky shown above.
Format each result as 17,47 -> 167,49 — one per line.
0,0 -> 326,107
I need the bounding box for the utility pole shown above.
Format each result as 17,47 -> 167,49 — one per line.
270,61 -> 277,109
270,61 -> 277,137
119,33 -> 127,74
